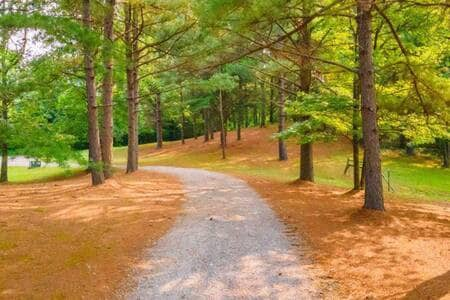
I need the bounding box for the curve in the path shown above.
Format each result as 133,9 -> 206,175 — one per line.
129,166 -> 317,299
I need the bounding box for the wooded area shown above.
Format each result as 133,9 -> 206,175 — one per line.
0,0 -> 449,212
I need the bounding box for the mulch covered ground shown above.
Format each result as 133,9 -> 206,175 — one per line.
245,177 -> 450,299
0,171 -> 184,299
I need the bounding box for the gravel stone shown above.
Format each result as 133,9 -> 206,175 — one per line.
129,166 -> 317,299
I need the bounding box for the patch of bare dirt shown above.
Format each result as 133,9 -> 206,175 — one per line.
244,177 -> 450,299
0,171 -> 184,299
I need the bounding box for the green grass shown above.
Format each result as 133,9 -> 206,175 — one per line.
112,139 -> 450,202
7,167 -> 85,184
383,155 -> 450,201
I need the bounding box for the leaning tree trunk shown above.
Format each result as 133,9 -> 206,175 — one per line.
100,0 -> 115,179
357,0 -> 384,210
83,0 -> 104,186
278,77 -> 288,161
125,3 -> 139,173
0,101 -> 8,183
155,92 -> 163,149
299,21 -> 314,182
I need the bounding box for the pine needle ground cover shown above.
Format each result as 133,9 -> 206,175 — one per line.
0,171 -> 184,299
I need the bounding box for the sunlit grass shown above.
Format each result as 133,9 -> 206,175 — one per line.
112,130 -> 449,202
7,167 -> 85,184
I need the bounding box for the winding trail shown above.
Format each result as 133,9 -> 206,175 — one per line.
129,166 -> 317,299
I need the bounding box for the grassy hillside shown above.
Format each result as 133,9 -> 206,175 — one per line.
114,126 -> 450,202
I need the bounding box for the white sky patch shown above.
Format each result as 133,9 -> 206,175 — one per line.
8,28 -> 57,62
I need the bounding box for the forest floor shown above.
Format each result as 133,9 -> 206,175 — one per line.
0,171 -> 184,299
113,126 -> 450,299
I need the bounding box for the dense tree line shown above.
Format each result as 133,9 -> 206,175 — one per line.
0,0 -> 448,211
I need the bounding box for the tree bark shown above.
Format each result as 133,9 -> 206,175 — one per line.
360,149 -> 366,189
299,20 -> 314,182
209,109 -> 214,140
269,77 -> 275,124
352,21 -> 361,190
83,0 -> 105,186
100,0 -> 115,179
357,0 -> 384,210
441,139 -> 449,168
203,109 -> 209,142
193,114 -> 198,140
180,88 -> 185,145
0,101 -> 7,183
219,90 -> 226,159
244,106 -> 249,128
352,69 -> 361,190
0,141 -> 6,183
155,92 -> 163,149
237,81 -> 243,141
125,3 -> 139,173
278,77 -> 288,161
260,82 -> 266,128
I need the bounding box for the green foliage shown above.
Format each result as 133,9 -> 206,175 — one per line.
280,92 -> 353,144
0,13 -> 101,48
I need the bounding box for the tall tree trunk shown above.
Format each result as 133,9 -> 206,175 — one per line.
237,81 -> 243,141
269,77 -> 275,124
357,0 -> 384,210
441,139 -> 449,168
278,77 -> 288,161
180,88 -> 185,144
100,0 -> 115,179
219,90 -> 226,159
352,65 -> 361,190
253,105 -> 258,126
352,21 -> 361,190
352,108 -> 361,190
245,106 -> 249,128
237,107 -> 242,140
360,149 -> 366,189
299,21 -> 314,182
260,82 -> 266,128
125,3 -> 139,173
203,109 -> 209,142
0,101 -> 7,183
0,142 -> 6,183
209,109 -> 214,140
83,0 -> 104,186
193,114 -> 198,140
155,92 -> 163,149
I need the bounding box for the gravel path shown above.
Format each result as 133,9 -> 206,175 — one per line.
129,166 -> 317,299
